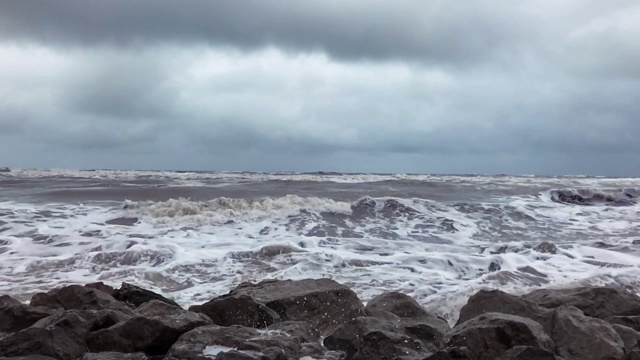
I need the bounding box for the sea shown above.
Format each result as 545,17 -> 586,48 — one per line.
1,168 -> 639,323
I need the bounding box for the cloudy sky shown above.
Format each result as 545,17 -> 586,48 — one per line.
1,1 -> 639,175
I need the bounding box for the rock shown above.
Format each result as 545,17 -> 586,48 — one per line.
609,315 -> 640,332
87,311 -> 212,355
135,300 -> 183,317
189,294 -> 280,328
423,347 -> 472,359
30,285 -> 132,314
551,306 -> 624,360
0,310 -> 93,360
0,295 -> 58,333
611,324 -> 640,355
488,261 -> 501,272
446,313 -> 554,360
0,357 -> 58,360
324,317 -> 400,359
0,167 -> 10,173
499,346 -> 562,360
167,325 -> 261,360
352,331 -> 429,360
81,353 -> 148,360
105,218 -> 138,226
113,283 -> 180,309
457,289 -> 553,333
266,321 -> 320,343
85,282 -> 115,296
524,286 -> 640,319
224,278 -> 365,334
533,242 -> 557,254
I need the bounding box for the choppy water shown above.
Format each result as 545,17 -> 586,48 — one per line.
1,168 -> 640,322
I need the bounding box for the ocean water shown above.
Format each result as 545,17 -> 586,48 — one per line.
1,168 -> 640,323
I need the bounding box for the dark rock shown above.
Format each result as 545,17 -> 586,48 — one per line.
81,353 -> 148,360
105,218 -> 138,226
609,315 -> 640,332
524,286 -> 640,319
446,313 -> 554,360
113,282 -> 180,309
135,300 -> 183,317
30,285 -> 132,314
490,246 -> 509,254
189,294 -> 280,328
85,282 -> 115,296
225,278 -> 365,334
0,310 -> 93,360
551,306 -> 624,360
0,356 -> 58,360
424,347 -> 472,359
533,242 -> 557,254
266,321 -> 320,343
499,346 -> 562,360
87,310 -> 212,355
0,295 -> 58,333
612,324 -> 640,355
324,317 -> 400,359
457,289 -> 553,333
352,331 -> 429,360
365,291 -> 449,343
167,325 -> 260,360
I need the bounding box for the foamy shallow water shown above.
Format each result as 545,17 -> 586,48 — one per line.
1,169 -> 640,323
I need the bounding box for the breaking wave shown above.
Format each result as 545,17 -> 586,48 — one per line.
548,188 -> 638,206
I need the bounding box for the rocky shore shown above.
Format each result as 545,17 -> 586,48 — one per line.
1,279 -> 640,360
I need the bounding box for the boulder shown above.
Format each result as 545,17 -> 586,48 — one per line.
266,321 -> 320,343
189,294 -> 280,328
0,357 -> 58,360
365,292 -> 449,335
30,285 -> 132,314
499,346 -> 562,360
81,353 -> 148,360
0,310 -> 93,360
0,295 -> 58,333
445,313 -> 554,360
351,331 -> 429,360
551,306 -> 624,360
324,317 -> 400,359
87,311 -> 212,355
84,283 -> 115,296
457,289 -> 553,333
220,278 -> 365,334
112,283 -> 179,309
524,286 -> 640,320
423,347 -> 472,359
611,324 -> 640,355
135,300 -> 183,317
167,325 -> 261,360
609,315 -> 640,332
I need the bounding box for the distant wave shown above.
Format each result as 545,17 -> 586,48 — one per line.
548,188 -> 638,206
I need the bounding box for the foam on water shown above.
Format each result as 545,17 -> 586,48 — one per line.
1,171 -> 640,324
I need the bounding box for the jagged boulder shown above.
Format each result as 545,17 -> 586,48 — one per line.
112,283 -> 179,309
446,313 -> 554,360
134,300 -> 183,317
30,285 -> 132,314
80,353 -> 148,360
499,346 -> 562,360
87,310 -> 212,356
551,305 -> 624,360
524,286 -> 640,320
189,294 -> 280,328
0,295 -> 58,333
457,289 -> 553,333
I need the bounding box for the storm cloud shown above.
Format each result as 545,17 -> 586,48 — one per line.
0,1 -> 639,175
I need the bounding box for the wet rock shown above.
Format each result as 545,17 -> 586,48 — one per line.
499,346 -> 562,360
87,311 -> 212,355
30,285 -> 132,314
85,282 -> 115,296
533,242 -> 557,254
551,306 -> 624,360
524,286 -> 640,320
457,289 -> 553,333
81,353 -> 148,360
0,356 -> 58,360
423,347 -> 472,359
446,313 -> 554,360
167,325 -> 260,360
324,317 -> 400,359
609,315 -> 640,332
135,299 -> 183,317
113,282 -> 179,309
490,246 -> 509,254
225,278 -> 365,334
611,324 -> 640,355
488,261 -> 501,272
189,294 -> 280,328
266,321 -> 320,343
0,295 -> 58,333
0,310 -> 93,360
353,331 -> 429,360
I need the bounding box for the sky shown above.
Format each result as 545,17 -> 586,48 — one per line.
0,1 -> 639,176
